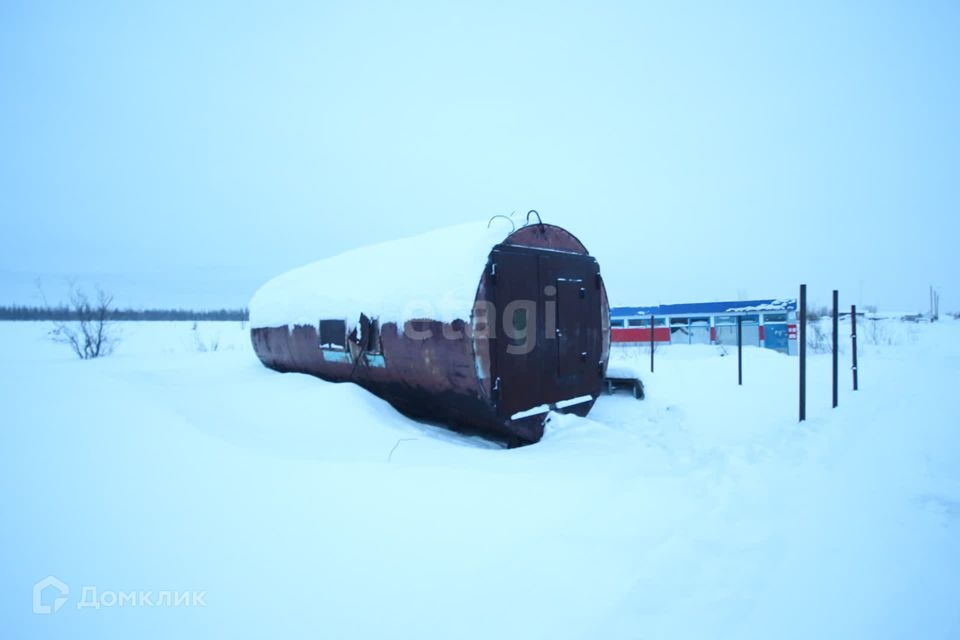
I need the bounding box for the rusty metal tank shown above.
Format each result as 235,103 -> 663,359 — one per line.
249,213 -> 610,446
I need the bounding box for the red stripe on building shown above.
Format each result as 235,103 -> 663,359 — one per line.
611,327 -> 671,343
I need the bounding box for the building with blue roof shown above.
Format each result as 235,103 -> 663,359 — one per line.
610,298 -> 799,354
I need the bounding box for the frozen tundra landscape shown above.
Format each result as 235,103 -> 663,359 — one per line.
2,318 -> 959,638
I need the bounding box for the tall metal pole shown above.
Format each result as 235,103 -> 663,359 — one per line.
799,284 -> 807,422
650,315 -> 655,373
737,315 -> 743,386
851,304 -> 859,391
832,289 -> 839,409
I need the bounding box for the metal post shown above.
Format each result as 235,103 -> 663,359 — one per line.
799,284 -> 807,422
832,289 -> 839,408
737,315 -> 743,386
650,315 -> 655,373
851,304 -> 859,391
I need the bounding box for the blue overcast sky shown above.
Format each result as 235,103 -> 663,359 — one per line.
1,1 -> 957,311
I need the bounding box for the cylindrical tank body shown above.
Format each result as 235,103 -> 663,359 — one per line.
250,219 -> 610,445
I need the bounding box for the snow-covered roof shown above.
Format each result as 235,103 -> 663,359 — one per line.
250,219 -> 516,329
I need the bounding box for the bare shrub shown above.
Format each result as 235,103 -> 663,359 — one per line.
806,305 -> 830,322
49,286 -> 120,359
864,319 -> 896,346
192,322 -> 221,353
807,319 -> 832,354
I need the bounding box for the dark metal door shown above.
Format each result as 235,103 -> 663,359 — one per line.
556,278 -> 588,380
490,246 -> 602,418
491,249 -> 543,418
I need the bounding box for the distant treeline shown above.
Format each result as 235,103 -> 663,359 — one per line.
0,305 -> 249,321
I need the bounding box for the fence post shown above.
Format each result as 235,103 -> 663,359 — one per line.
851,304 -> 859,391
649,315 -> 655,374
799,284 -> 807,422
832,289 -> 839,409
737,315 -> 743,386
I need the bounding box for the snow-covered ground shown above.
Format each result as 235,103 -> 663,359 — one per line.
2,319 -> 958,638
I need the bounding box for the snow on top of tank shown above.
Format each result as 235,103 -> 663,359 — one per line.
249,218 -> 516,329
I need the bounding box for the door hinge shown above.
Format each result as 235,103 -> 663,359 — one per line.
492,376 -> 501,402
595,272 -> 602,289
489,262 -> 497,285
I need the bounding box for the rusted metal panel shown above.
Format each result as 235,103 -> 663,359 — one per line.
250,222 -> 610,446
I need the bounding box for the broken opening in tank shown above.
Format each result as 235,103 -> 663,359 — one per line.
319,319 -> 347,350
363,315 -> 382,354
346,314 -> 385,367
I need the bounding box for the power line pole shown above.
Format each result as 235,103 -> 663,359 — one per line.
800,284 -> 807,422
737,315 -> 743,386
650,315 -> 655,373
851,304 -> 859,391
832,289 -> 839,409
